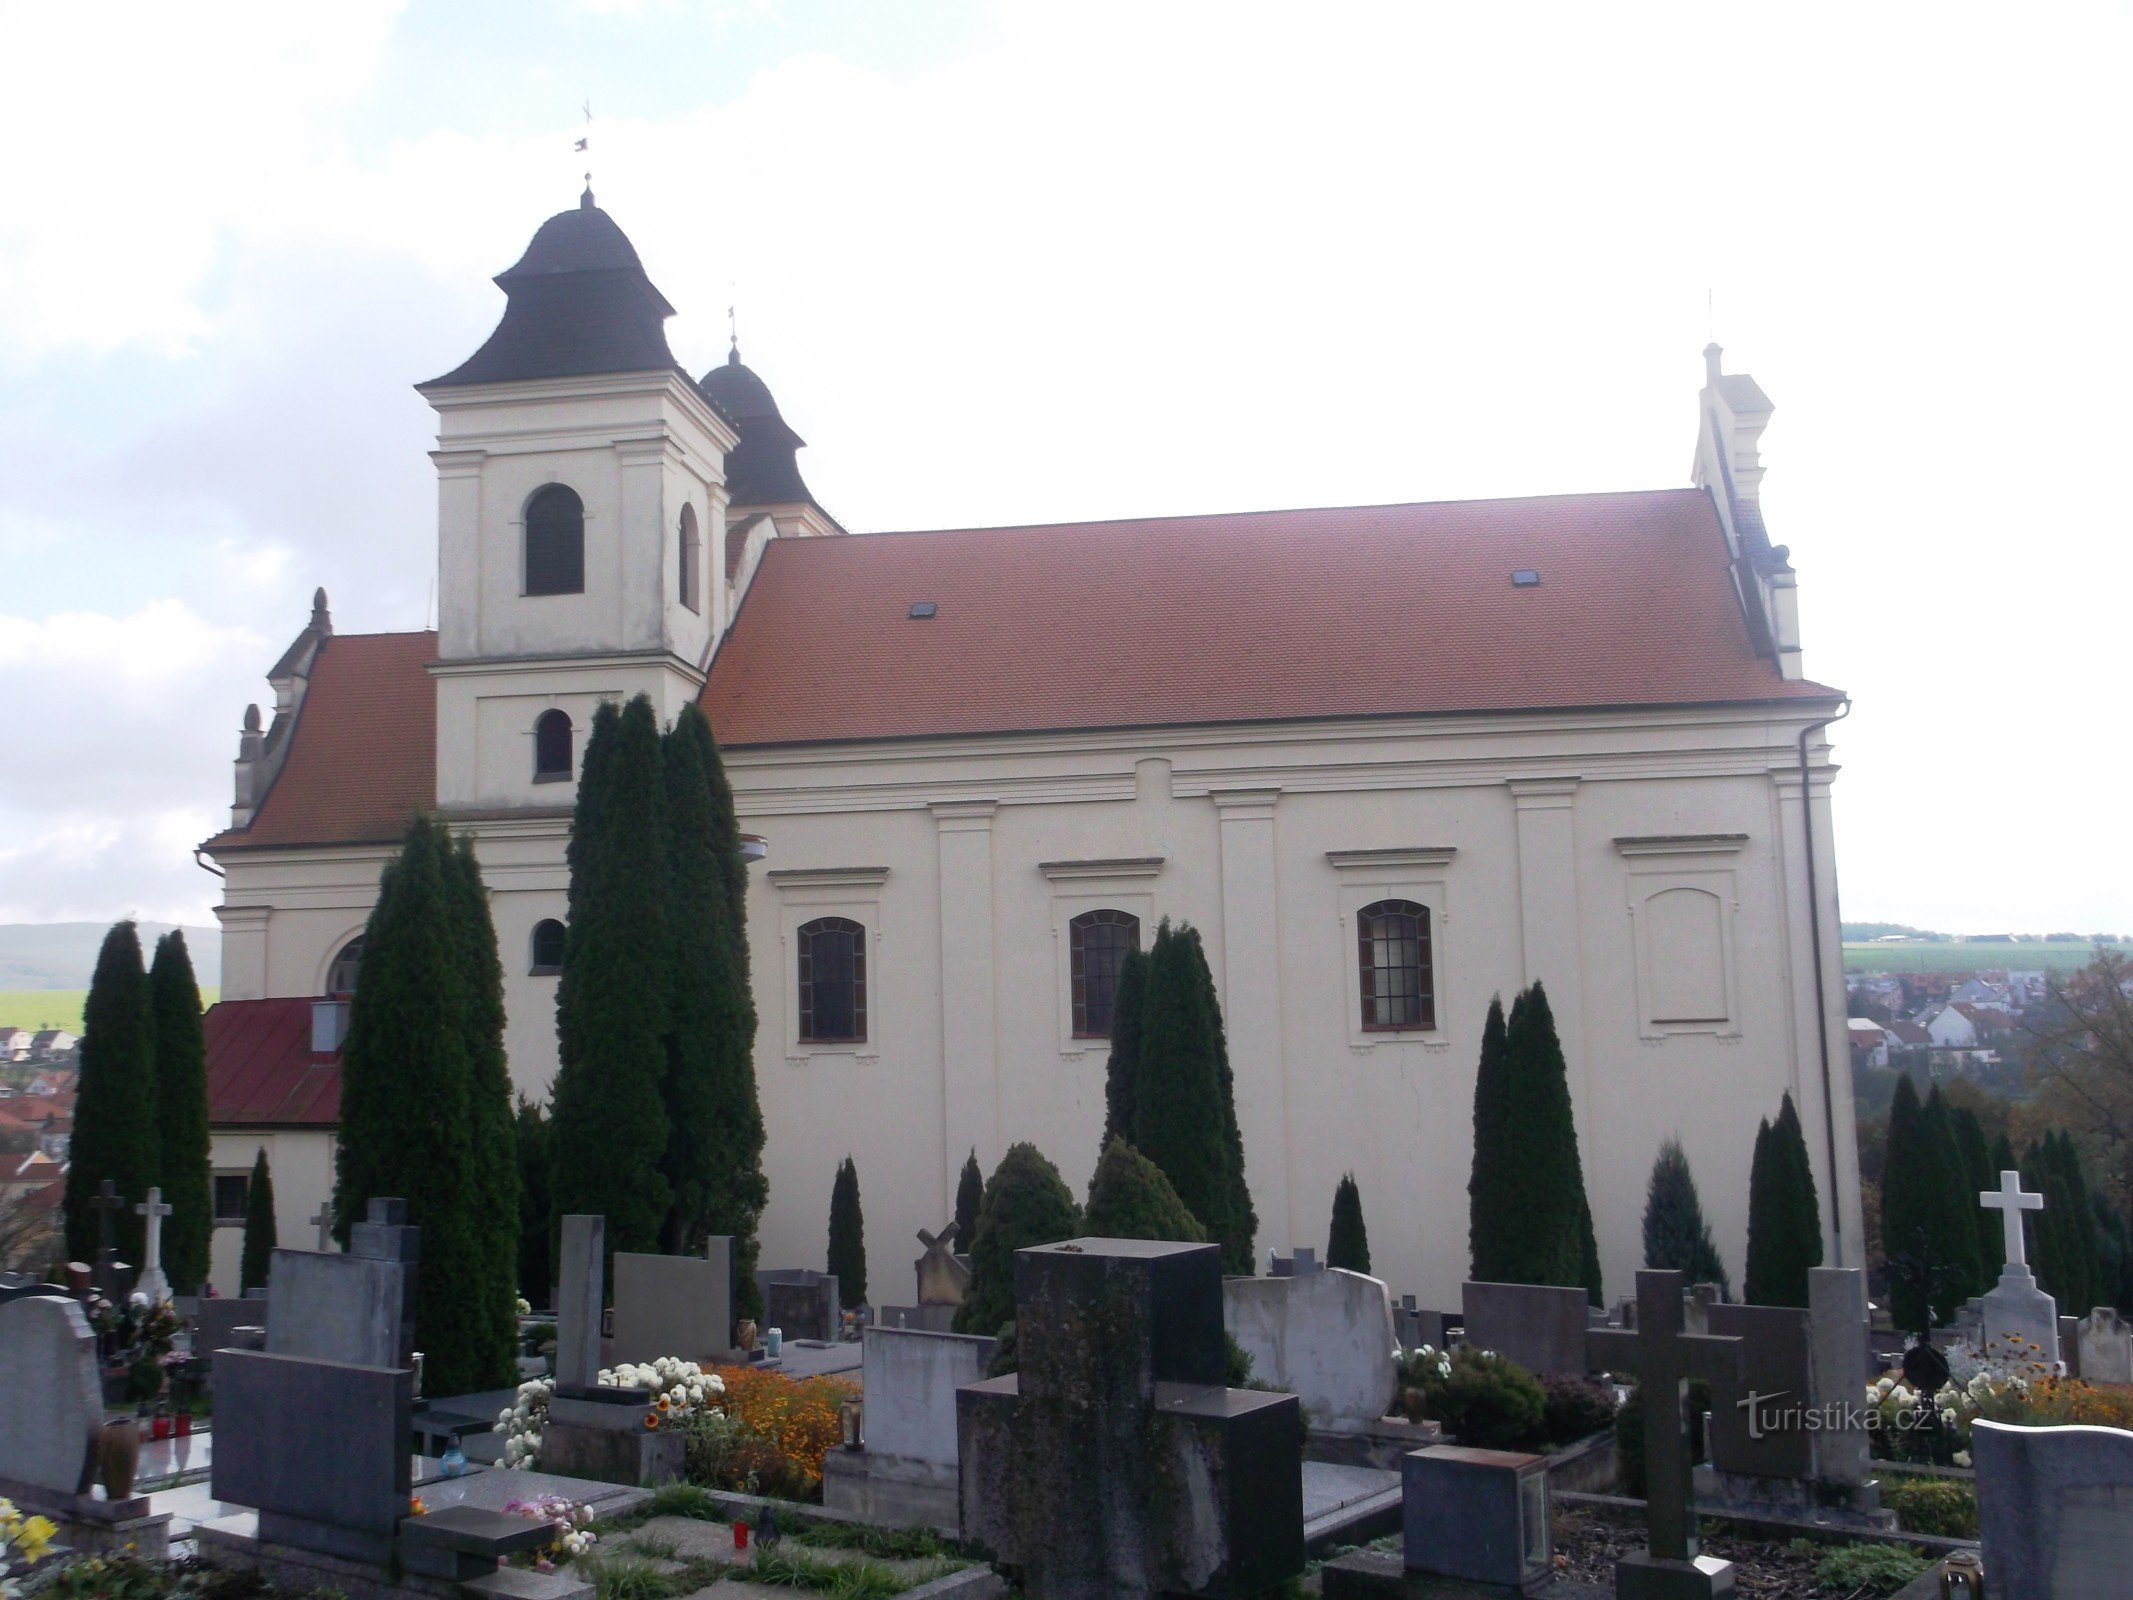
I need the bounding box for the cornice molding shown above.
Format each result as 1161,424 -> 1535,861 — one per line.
1325,847 -> 1458,872
766,866 -> 891,888
1612,833 -> 1750,858
1037,856 -> 1167,883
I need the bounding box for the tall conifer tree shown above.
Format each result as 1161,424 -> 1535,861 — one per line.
240,1148 -> 276,1295
1327,1173 -> 1371,1274
333,815 -> 516,1396
828,1156 -> 867,1310
1918,1087 -> 1978,1299
149,931 -> 212,1295
1949,1103 -> 1999,1288
1181,927 -> 1257,1274
1642,1137 -> 1729,1298
658,707 -> 768,1315
552,697 -> 674,1259
1882,1076 -> 1970,1332
65,921 -> 159,1263
954,1149 -> 984,1256
1100,946 -> 1149,1153
1484,982 -> 1597,1292
515,1098 -> 555,1309
1745,1093 -> 1825,1306
1467,995 -> 1514,1281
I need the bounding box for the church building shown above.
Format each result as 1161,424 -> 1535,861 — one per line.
198,191 -> 1862,1307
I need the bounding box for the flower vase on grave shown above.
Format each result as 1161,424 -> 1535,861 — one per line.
735,1318 -> 757,1353
96,1416 -> 140,1500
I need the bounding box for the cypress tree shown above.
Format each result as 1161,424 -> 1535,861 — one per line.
334,816 -> 516,1396
1990,1132 -> 2019,1186
1949,1103 -> 1999,1289
552,696 -> 673,1260
954,1149 -> 984,1256
1491,982 -> 1596,1292
1467,995 -> 1514,1281
1327,1172 -> 1371,1274
1100,946 -> 1149,1153
2020,1140 -> 2066,1310
515,1097 -> 555,1309
659,706 -> 767,1306
1642,1137 -> 1729,1298
955,1142 -> 1083,1337
1917,1088 -> 1978,1301
240,1148 -> 276,1295
1086,1137 -> 1206,1242
2030,1131 -> 2102,1313
1182,926 -> 1257,1274
828,1157 -> 867,1310
1745,1094 -> 1825,1307
1881,1076 -> 1969,1332
65,921 -> 160,1264
149,930 -> 212,1296
1134,921 -> 1252,1271
2062,1133 -> 2105,1313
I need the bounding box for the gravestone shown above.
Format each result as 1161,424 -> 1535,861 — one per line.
0,1293 -> 101,1497
1224,1266 -> 1398,1433
1270,1246 -> 1321,1278
188,1293 -> 269,1371
759,1268 -> 841,1343
958,1237 -> 1305,1600
89,1179 -> 131,1299
1980,1169 -> 2060,1365
555,1213 -> 604,1392
916,1224 -> 970,1313
1974,1419 -> 2133,1600
1702,1303 -> 1811,1480
1587,1269 -> 1743,1599
542,1214 -> 674,1485
134,1187 -> 173,1305
212,1348 -> 413,1565
308,1202 -> 334,1252
1463,1280 -> 1590,1376
611,1237 -> 734,1365
2076,1308 -> 2133,1386
1401,1445 -> 1551,1592
264,1249 -> 405,1368
1805,1268 -> 1876,1493
822,1325 -> 995,1530
349,1196 -> 420,1360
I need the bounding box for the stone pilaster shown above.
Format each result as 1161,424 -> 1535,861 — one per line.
1212,787 -> 1288,1259
933,801 -> 1000,1214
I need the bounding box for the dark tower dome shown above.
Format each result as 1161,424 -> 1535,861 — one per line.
426,188 -> 681,388
698,344 -> 814,506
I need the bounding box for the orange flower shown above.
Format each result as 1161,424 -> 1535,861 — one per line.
644,1412 -> 660,1430
410,1497 -> 429,1517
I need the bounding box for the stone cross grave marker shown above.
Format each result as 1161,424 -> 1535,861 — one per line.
958,1237 -> 1305,1600
134,1187 -> 173,1304
915,1223 -> 970,1312
1981,1168 -> 2061,1364
90,1179 -> 130,1296
1587,1269 -> 1743,1599
309,1202 -> 334,1252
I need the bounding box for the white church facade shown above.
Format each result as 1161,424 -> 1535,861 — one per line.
199,192 -> 1863,1308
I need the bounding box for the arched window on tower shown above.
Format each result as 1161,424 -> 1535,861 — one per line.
798,917 -> 867,1043
1069,909 -> 1141,1037
530,919 -> 566,975
326,937 -> 365,999
534,709 -> 573,782
525,484 -> 585,596
678,504 -> 701,614
1357,899 -> 1434,1031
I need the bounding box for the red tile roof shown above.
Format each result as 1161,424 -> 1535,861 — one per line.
203,631 -> 438,852
204,998 -> 342,1127
701,489 -> 1837,747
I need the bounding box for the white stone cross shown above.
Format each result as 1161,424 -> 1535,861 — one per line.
310,1202 -> 335,1252
1981,1168 -> 2044,1269
135,1186 -> 173,1304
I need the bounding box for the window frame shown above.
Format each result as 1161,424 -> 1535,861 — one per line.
796,916 -> 868,1044
533,708 -> 574,783
530,918 -> 566,976
212,1171 -> 250,1226
1356,898 -> 1435,1033
523,483 -> 586,597
1328,849 -> 1454,1055
771,868 -> 888,1064
325,937 -> 365,1000
1068,908 -> 1142,1039
678,503 -> 701,614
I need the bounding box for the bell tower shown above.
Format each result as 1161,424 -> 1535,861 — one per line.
417,190 -> 738,810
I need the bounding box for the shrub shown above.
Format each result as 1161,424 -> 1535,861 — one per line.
1409,1345 -> 1545,1450
703,1365 -> 853,1501
1326,1173 -> 1370,1274
954,1142 -> 1082,1336
1641,1137 -> 1728,1299
1084,1137 -> 1205,1242
1537,1373 -> 1617,1446
1811,1542 -> 1929,1596
1880,1475 -> 1977,1539
827,1157 -> 866,1310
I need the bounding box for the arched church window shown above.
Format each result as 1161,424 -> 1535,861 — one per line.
1357,900 -> 1433,1031
798,917 -> 867,1043
525,484 -> 585,596
534,709 -> 573,782
326,937 -> 365,999
1069,909 -> 1140,1037
530,919 -> 566,975
678,504 -> 701,614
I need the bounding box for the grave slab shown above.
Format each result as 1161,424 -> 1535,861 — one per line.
2076,1308 -> 2133,1387
1974,1419 -> 2133,1600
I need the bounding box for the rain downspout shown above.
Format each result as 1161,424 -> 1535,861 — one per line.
1798,697 -> 1852,1264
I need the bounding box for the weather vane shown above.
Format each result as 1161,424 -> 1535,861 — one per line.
576,98 -> 592,196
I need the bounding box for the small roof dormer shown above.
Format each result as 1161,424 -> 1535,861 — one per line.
426,188 -> 681,389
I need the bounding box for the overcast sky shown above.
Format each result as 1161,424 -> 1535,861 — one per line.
3,1 -> 2128,935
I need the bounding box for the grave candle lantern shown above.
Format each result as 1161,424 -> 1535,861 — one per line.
840,1394 -> 863,1450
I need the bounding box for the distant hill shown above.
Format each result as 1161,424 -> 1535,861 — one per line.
0,923 -> 221,991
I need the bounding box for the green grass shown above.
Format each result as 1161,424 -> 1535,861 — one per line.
633,1482 -> 724,1523
0,987 -> 221,1036
748,1547 -> 956,1600
1842,941 -> 2126,975
788,1520 -> 953,1561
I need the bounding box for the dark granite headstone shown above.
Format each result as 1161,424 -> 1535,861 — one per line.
265,1249 -> 406,1369
211,1348 -> 413,1564
349,1196 -> 419,1362
759,1269 -> 841,1342
1704,1303 -> 1811,1480
958,1237 -> 1304,1600
1463,1280 -> 1591,1375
